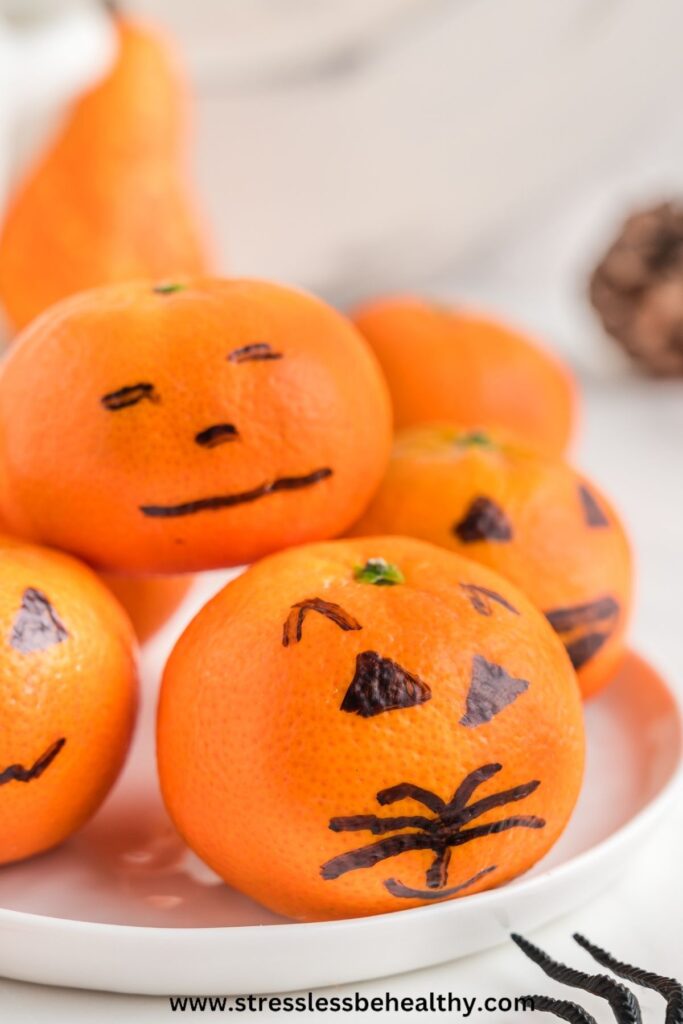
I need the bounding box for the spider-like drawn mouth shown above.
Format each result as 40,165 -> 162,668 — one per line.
139,467 -> 333,519
321,762 -> 545,906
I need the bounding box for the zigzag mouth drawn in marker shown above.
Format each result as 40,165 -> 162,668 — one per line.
0,738 -> 66,787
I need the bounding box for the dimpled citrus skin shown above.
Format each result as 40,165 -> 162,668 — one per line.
158,536 -> 584,921
352,296 -> 576,455
0,536 -> 137,865
101,573 -> 194,643
351,426 -> 633,699
0,18 -> 209,333
0,277 -> 392,573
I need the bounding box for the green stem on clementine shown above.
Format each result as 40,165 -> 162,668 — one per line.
354,558 -> 405,586
153,281 -> 186,295
456,430 -> 495,448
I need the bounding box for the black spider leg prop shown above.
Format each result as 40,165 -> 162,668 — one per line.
523,996 -> 598,1024
574,934 -> 683,1024
511,934 -> 642,1024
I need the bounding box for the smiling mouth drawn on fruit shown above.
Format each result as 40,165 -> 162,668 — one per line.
139,467 -> 333,518
282,598 -> 362,647
321,762 -> 544,900
545,595 -> 620,670
0,738 -> 66,787
10,588 -> 69,654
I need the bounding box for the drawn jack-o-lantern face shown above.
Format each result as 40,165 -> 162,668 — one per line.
0,278 -> 392,573
158,536 -> 585,921
352,426 -> 633,699
0,536 -> 137,866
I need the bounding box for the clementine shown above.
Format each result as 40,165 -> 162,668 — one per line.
0,535 -> 137,865
351,425 -> 632,698
0,278 -> 392,572
352,296 -> 576,454
157,536 -> 584,921
101,573 -> 194,643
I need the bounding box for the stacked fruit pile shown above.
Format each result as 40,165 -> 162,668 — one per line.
0,16 -> 632,922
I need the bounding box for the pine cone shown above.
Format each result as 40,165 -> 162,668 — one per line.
590,201 -> 683,375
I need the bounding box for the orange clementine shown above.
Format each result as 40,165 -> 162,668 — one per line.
0,535 -> 137,865
351,425 -> 632,698
0,278 -> 392,573
158,536 -> 584,921
101,573 -> 194,643
352,296 -> 576,454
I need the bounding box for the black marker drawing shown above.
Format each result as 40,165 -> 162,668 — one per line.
0,738 -> 66,787
578,484 -> 610,528
340,651 -> 432,718
194,424 -> 239,448
140,467 -> 333,518
228,343 -> 283,363
460,655 -> 530,727
282,598 -> 362,647
10,589 -> 69,654
101,383 -> 159,411
453,497 -> 513,543
321,762 -> 544,900
460,583 -> 519,617
545,595 -> 620,670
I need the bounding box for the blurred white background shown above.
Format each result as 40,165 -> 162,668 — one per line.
3,0 -> 683,373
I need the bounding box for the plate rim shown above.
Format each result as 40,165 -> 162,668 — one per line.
1,648 -> 681,941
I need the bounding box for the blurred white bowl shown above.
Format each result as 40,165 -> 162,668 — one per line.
131,0 -> 683,300
5,0 -> 683,312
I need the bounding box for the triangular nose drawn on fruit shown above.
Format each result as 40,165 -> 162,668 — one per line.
578,483 -> 611,529
9,588 -> 69,654
512,931 -> 683,1024
340,651 -> 432,718
453,496 -> 513,543
321,762 -> 544,901
0,737 -> 66,787
544,595 -> 621,671
194,423 -> 239,448
460,655 -> 530,728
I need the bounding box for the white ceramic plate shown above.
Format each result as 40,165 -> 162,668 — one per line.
0,577 -> 680,996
